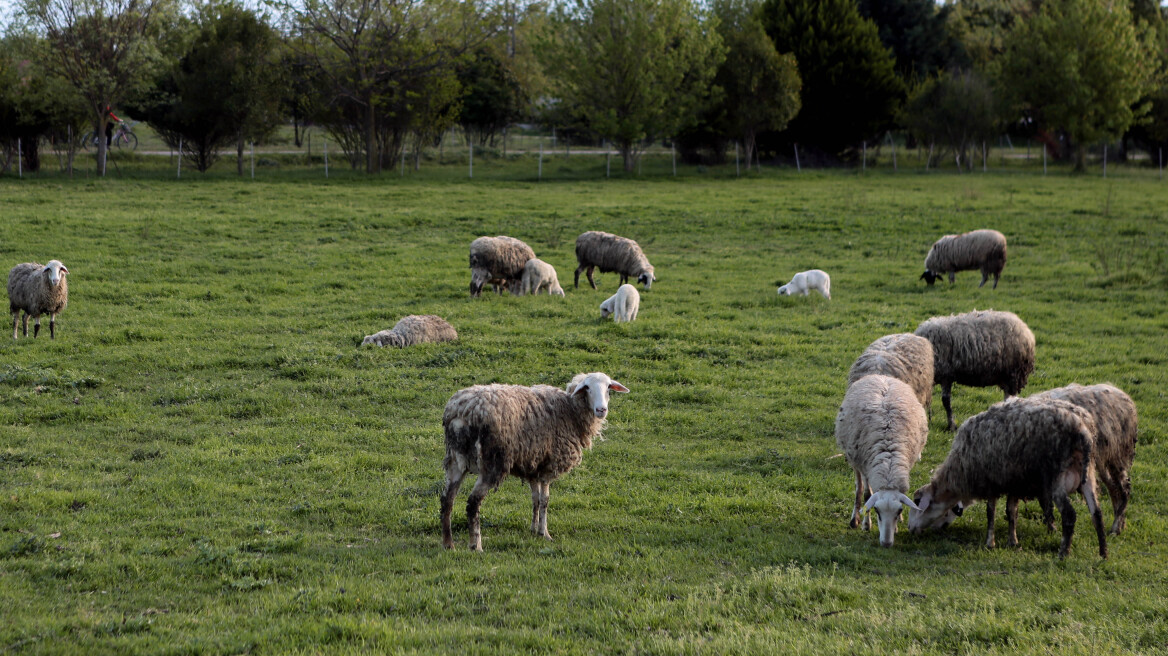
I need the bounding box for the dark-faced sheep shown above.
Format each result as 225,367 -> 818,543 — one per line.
362,315 -> 457,347
920,229 -> 1007,288
835,375 -> 929,547
847,333 -> 934,414
574,231 -> 655,290
908,397 -> 1107,559
8,260 -> 69,339
914,309 -> 1035,431
468,236 -> 535,297
440,372 -> 630,551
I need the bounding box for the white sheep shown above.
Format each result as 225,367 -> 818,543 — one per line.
835,374 -> 929,547
574,231 -> 656,290
600,284 -> 639,323
920,229 -> 1007,288
8,260 -> 69,340
362,315 -> 457,347
440,372 -> 630,551
908,397 -> 1108,559
914,309 -> 1035,431
520,258 -> 565,297
846,333 -> 934,414
777,269 -> 830,299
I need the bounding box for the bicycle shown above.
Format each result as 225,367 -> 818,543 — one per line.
81,121 -> 139,151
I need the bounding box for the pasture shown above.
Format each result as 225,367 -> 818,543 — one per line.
1,165 -> 1166,654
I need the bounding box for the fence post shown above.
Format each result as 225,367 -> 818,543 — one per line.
324,138 -> 328,178
672,142 -> 676,176
1103,144 -> 1107,178
469,142 -> 473,179
982,142 -> 987,172
735,142 -> 740,177
890,133 -> 897,172
538,143 -> 542,181
1160,147 -> 1163,181
178,137 -> 183,178
1043,144 -> 1047,176
606,151 -> 610,178
400,148 -> 405,176
250,142 -> 255,179
794,144 -> 801,172
17,138 -> 21,178
862,141 -> 866,173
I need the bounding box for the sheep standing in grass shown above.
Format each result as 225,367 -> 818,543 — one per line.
1031,384 -> 1138,535
920,229 -> 1007,289
600,284 -> 639,323
362,315 -> 457,347
777,269 -> 830,299
468,236 -> 535,297
908,397 -> 1107,559
440,372 -> 630,551
835,375 -> 928,547
847,334 -> 934,414
520,258 -> 565,297
8,260 -> 69,340
574,231 -> 656,290
914,310 -> 1035,431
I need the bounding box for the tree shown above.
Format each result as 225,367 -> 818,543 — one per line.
858,0 -> 967,81
900,69 -> 1000,170
711,0 -> 800,167
758,0 -> 903,157
999,0 -> 1154,171
457,46 -> 525,147
23,0 -> 170,176
538,0 -> 723,172
947,0 -> 1036,70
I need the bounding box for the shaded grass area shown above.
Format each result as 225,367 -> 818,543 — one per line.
1,169 -> 1166,653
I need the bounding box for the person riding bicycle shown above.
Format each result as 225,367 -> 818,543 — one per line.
105,106 -> 122,147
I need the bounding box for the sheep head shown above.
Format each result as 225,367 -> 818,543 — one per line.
44,260 -> 68,286
566,372 -> 629,419
864,490 -> 921,547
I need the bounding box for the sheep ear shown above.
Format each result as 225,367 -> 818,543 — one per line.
571,383 -> 588,397
608,381 -> 629,393
898,493 -> 920,511
863,495 -> 877,511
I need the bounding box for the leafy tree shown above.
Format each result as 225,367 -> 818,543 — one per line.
999,0 -> 1154,171
857,0 -> 967,80
710,0 -> 800,166
457,46 -> 525,146
538,0 -> 723,172
947,0 -> 1036,70
758,0 -> 903,157
900,69 -> 1000,170
22,0 -> 172,176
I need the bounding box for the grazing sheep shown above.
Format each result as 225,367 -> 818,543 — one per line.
847,333 -> 934,414
8,260 -> 69,340
1031,384 -> 1137,535
835,375 -> 929,547
914,309 -> 1035,431
520,258 -> 565,297
920,229 -> 1007,289
777,269 -> 831,299
468,236 -> 535,297
440,372 -> 630,551
574,231 -> 656,290
600,284 -> 640,323
908,397 -> 1107,559
362,315 -> 457,348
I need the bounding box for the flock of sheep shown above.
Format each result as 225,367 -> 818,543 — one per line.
4,227 -> 1138,559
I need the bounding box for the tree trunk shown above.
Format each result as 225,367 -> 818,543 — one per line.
237,137 -> 245,176
96,115 -> 108,177
364,99 -> 376,174
620,141 -> 635,172
743,130 -> 756,173
1074,144 -> 1087,173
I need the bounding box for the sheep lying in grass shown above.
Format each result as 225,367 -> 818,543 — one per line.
1031,384 -> 1137,535
920,229 -> 1007,289
8,260 -> 69,340
909,397 -> 1107,559
469,236 -> 535,297
520,258 -> 565,297
600,284 -> 639,323
847,333 -> 934,414
574,231 -> 656,290
440,372 -> 630,551
362,315 -> 457,348
835,374 -> 929,547
914,309 -> 1035,431
777,269 -> 830,299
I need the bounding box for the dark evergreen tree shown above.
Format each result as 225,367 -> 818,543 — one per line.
857,0 -> 967,80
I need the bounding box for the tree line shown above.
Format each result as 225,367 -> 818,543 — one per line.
2,0 -> 1166,176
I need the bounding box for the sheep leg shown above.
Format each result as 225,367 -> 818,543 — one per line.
984,497 -> 997,548
1054,490 -> 1075,559
586,267 -> 597,289
49,315 -> 56,339
466,476 -> 494,552
440,460 -> 468,550
1080,474 -> 1108,559
992,272 -> 1000,289
947,271 -> 955,284
1038,495 -> 1056,532
537,481 -> 551,540
10,312 -> 17,340
1101,465 -> 1129,535
574,265 -> 584,289
860,483 -> 872,531
942,382 -> 955,431
1005,497 -> 1020,547
21,313 -> 29,338
33,317 -> 40,338
979,271 -> 989,288
849,470 -> 865,529
528,481 -> 542,535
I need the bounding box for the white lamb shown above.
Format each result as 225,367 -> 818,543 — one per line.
600,284 -> 639,323
520,258 -> 565,297
777,269 -> 830,299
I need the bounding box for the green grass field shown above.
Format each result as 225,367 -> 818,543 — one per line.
1,163 -> 1166,654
